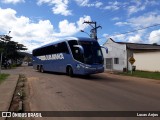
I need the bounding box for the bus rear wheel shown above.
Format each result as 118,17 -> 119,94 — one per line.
67,66 -> 73,77
40,66 -> 44,73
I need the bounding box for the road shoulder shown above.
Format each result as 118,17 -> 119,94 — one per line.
0,74 -> 18,119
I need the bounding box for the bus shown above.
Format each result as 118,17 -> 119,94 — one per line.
32,37 -> 104,76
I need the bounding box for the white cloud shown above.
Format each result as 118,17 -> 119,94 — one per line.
149,29 -> 160,44
111,4 -> 160,44
113,34 -> 126,41
114,12 -> 160,32
127,0 -> 145,16
53,15 -> 91,37
112,17 -> 120,21
128,12 -> 160,27
109,34 -> 127,42
115,22 -> 130,26
0,8 -> 54,52
103,28 -> 145,43
1,0 -> 24,4
104,6 -> 119,11
75,0 -> 90,7
102,33 -> 109,38
103,33 -> 127,42
74,0 -> 103,8
36,0 -> 111,15
128,5 -> 145,16
0,8 -> 91,52
128,34 -> 142,43
76,15 -> 91,30
104,1 -> 121,11
145,0 -> 160,6
95,1 -> 103,8
105,33 -> 143,43
58,20 -> 77,36
37,0 -> 72,16
127,0 -> 160,16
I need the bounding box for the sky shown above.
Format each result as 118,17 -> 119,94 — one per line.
0,0 -> 160,52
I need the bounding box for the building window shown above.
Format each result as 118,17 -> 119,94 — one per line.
114,58 -> 119,64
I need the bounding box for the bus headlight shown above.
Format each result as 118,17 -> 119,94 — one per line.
76,64 -> 80,69
85,66 -> 89,69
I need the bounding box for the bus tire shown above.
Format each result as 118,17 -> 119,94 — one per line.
67,66 -> 73,77
37,65 -> 40,71
40,66 -> 44,73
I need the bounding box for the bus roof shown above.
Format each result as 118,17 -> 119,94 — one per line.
33,37 -> 96,51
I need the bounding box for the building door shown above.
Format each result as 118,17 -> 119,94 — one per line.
105,58 -> 113,70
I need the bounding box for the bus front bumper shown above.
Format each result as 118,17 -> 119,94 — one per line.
84,66 -> 104,74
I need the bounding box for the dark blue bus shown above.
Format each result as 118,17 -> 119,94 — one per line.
32,37 -> 104,76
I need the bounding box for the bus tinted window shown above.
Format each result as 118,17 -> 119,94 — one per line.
79,41 -> 103,64
68,40 -> 84,62
33,42 -> 69,56
59,42 -> 69,54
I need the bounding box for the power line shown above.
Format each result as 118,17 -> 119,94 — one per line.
110,23 -> 160,37
98,23 -> 160,40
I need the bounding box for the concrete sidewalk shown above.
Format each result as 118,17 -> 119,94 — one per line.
0,74 -> 19,120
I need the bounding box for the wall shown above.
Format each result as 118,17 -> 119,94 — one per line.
134,51 -> 160,72
102,39 -> 127,71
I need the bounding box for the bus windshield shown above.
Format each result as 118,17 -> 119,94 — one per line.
79,41 -> 103,65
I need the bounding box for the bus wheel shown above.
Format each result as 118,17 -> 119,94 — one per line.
37,65 -> 40,71
40,66 -> 44,73
68,67 -> 73,77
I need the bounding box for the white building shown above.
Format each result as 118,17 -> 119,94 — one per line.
102,38 -> 160,72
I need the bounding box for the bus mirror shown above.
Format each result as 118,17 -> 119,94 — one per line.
101,46 -> 108,53
73,45 -> 84,54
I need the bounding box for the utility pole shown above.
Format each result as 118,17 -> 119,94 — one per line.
83,21 -> 102,40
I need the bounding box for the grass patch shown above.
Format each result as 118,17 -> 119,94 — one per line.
119,70 -> 160,80
0,73 -> 10,84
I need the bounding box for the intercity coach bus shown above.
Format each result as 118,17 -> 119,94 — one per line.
32,37 -> 104,76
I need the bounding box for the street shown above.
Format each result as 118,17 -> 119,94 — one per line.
3,66 -> 160,120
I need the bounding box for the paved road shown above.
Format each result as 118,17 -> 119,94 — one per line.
3,66 -> 160,120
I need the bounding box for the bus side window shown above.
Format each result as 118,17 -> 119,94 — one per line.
60,42 -> 69,54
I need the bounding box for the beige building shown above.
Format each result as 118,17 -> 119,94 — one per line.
134,51 -> 160,72
102,38 -> 160,72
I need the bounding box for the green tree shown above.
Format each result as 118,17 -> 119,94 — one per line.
0,35 -> 27,65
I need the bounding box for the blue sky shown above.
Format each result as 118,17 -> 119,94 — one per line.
0,0 -> 160,52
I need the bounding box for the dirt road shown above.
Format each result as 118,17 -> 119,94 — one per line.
3,66 -> 160,120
